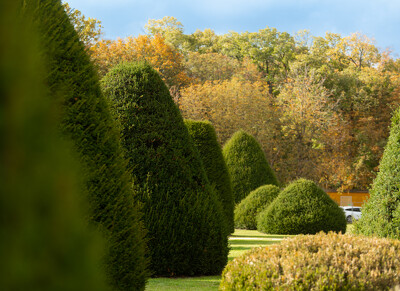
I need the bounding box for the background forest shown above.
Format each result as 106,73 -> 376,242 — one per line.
67,4 -> 400,191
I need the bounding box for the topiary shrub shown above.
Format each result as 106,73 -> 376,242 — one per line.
234,185 -> 280,230
223,130 -> 279,204
102,62 -> 229,276
0,2 -> 108,289
24,1 -> 149,289
220,232 -> 400,290
355,108 -> 400,239
185,119 -> 235,234
257,179 -> 346,235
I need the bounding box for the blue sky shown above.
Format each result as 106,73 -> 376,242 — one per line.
65,0 -> 400,57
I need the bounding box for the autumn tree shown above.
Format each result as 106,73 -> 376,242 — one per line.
144,16 -> 189,51
144,17 -> 400,190
63,2 -> 103,47
179,78 -> 277,149
275,65 -> 335,183
90,34 -> 190,88
185,52 -> 261,83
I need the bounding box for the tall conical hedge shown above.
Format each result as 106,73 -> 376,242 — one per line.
257,179 -> 346,235
0,2 -> 108,289
185,119 -> 235,234
355,109 -> 400,239
223,130 -> 279,204
23,1 -> 149,289
102,62 -> 229,276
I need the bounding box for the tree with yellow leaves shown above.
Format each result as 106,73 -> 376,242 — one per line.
90,34 -> 190,89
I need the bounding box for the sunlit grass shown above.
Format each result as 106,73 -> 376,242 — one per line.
146,276 -> 221,291
231,228 -> 289,239
146,226 -> 357,289
146,229 -> 287,290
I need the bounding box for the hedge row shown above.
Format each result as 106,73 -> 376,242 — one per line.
221,232 -> 400,290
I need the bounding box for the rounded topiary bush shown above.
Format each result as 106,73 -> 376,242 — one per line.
234,185 -> 280,230
102,62 -> 228,276
355,108 -> 400,239
185,119 -> 235,234
0,3 -> 108,289
25,1 -> 149,289
223,130 -> 278,204
257,179 -> 346,235
220,232 -> 400,290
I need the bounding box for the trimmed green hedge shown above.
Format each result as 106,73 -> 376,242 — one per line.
220,232 -> 400,290
223,130 -> 278,204
0,2 -> 108,289
24,1 -> 149,289
185,119 -> 234,234
355,108 -> 400,239
234,185 -> 280,230
102,62 -> 229,276
257,179 -> 346,235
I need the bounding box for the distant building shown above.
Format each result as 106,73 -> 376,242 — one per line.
325,190 -> 369,207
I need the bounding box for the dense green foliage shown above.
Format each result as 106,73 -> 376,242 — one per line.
257,179 -> 346,235
185,119 -> 234,234
0,2 -> 108,289
220,232 -> 400,290
102,62 -> 229,276
234,185 -> 280,230
355,109 -> 400,239
24,1 -> 149,289
223,130 -> 279,204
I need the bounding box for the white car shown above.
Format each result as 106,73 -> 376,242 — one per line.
340,206 -> 362,223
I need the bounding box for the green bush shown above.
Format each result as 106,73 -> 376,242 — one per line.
24,1 -> 149,289
102,62 -> 229,276
0,2 -> 108,289
185,119 -> 235,234
220,232 -> 400,290
355,109 -> 400,239
234,185 -> 280,230
257,179 -> 346,235
223,130 -> 279,204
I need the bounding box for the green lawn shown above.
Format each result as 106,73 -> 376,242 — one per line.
145,229 -> 288,290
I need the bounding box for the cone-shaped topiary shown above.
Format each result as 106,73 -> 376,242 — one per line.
23,1 -> 149,289
223,130 -> 279,204
0,2 -> 108,289
257,179 -> 346,235
355,109 -> 400,239
234,185 -> 280,230
185,119 -> 235,234
102,62 -> 229,276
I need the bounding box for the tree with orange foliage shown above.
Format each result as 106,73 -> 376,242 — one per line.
179,78 -> 280,170
90,34 -> 190,89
